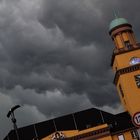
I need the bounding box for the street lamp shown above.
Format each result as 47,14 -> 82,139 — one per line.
7,105 -> 21,140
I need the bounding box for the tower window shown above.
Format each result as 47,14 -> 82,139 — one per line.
124,41 -> 131,49
134,75 -> 140,88
119,84 -> 124,97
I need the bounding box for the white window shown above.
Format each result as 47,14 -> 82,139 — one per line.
118,135 -> 125,140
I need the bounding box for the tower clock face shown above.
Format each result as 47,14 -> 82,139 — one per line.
135,75 -> 140,88
130,57 -> 140,65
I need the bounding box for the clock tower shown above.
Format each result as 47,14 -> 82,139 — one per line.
109,16 -> 140,127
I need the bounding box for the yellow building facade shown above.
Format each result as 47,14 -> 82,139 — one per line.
41,124 -> 138,140
109,17 -> 140,127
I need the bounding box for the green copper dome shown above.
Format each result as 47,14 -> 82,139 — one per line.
109,18 -> 128,31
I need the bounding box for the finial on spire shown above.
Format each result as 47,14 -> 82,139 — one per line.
113,9 -> 119,19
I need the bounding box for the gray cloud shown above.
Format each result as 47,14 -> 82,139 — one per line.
0,0 -> 140,139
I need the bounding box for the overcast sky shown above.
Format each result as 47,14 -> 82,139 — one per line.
0,0 -> 140,139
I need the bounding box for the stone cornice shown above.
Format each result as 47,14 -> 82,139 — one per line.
64,127 -> 110,140
114,64 -> 140,85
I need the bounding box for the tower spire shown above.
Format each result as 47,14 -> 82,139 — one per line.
113,9 -> 119,19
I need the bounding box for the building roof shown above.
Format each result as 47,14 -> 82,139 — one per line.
109,17 -> 128,31
3,108 -> 135,140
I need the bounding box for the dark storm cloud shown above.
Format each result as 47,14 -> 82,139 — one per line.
40,0 -> 105,45
37,0 -> 140,105
0,0 -> 140,139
